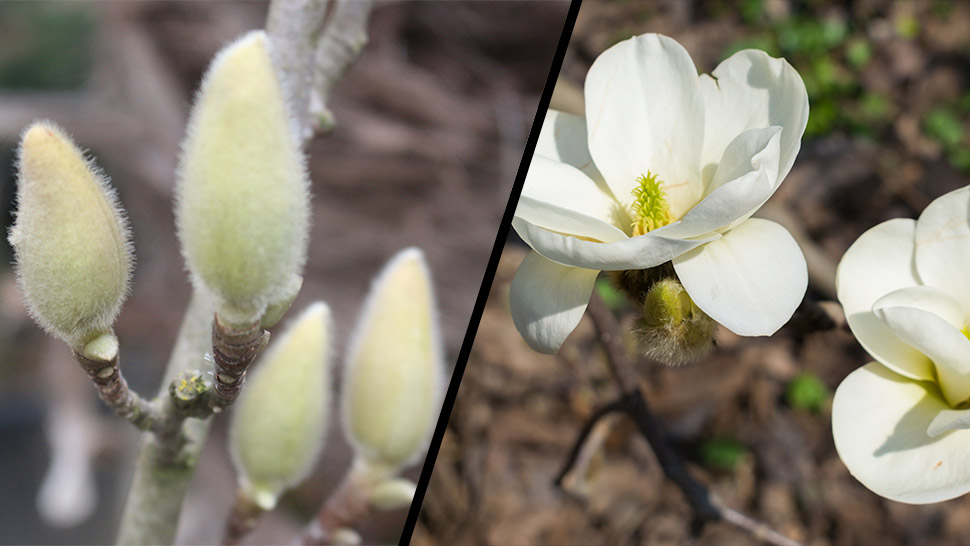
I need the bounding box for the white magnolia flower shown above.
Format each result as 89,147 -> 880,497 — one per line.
511,33 -> 809,353
833,185 -> 970,504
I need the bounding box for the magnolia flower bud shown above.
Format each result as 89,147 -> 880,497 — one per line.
342,248 -> 443,473
229,302 -> 331,510
368,478 -> 417,511
8,121 -> 133,349
175,30 -> 309,326
637,278 -> 717,365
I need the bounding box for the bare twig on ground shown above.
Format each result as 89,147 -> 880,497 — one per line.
569,294 -> 804,546
554,398 -> 626,489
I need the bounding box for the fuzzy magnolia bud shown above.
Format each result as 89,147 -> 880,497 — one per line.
175,30 -> 309,326
342,248 -> 443,473
637,278 -> 717,366
229,302 -> 331,510
368,478 -> 417,511
8,121 -> 132,349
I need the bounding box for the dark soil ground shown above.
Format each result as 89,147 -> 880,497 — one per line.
415,1 -> 970,545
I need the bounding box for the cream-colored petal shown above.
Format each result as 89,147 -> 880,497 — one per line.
872,285 -> 966,330
659,127 -> 781,239
914,186 -> 970,310
585,34 -> 704,217
836,219 -> 932,380
928,409 -> 970,438
672,218 -> 805,336
513,216 -> 716,272
515,155 -> 628,243
509,251 -> 599,354
874,304 -> 970,408
536,110 -> 614,197
699,49 -> 808,186
832,362 -> 970,504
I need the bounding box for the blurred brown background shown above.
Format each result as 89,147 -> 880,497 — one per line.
0,1 -> 568,544
416,1 -> 970,545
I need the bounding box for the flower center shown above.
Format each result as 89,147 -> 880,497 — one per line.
630,172 -> 673,237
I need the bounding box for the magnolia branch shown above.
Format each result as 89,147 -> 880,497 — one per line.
73,350 -> 162,431
300,466 -> 371,546
72,314 -> 270,442
268,0 -> 373,141
568,294 -> 804,546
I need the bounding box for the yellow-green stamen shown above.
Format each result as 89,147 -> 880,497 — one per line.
630,172 -> 673,237
962,324 -> 970,341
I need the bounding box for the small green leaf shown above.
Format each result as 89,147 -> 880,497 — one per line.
595,276 -> 627,311
787,372 -> 830,413
895,15 -> 920,40
700,437 -> 748,471
845,38 -> 871,68
924,107 -> 965,149
948,148 -> 970,172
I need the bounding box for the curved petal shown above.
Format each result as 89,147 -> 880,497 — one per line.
672,218 -> 806,336
699,49 -> 808,184
873,304 -> 970,408
536,110 -> 614,196
915,185 -> 970,310
928,409 -> 970,438
516,156 -> 628,243
872,285 -> 966,330
836,218 -> 932,381
659,126 -> 781,239
832,362 -> 970,504
509,251 -> 599,354
513,216 -> 717,271
585,34 -> 704,217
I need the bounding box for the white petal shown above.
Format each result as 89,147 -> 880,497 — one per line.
513,216 -> 717,271
832,362 -> 970,504
873,303 -> 970,408
699,49 -> 808,184
836,219 -> 933,381
660,127 -> 781,240
536,110 -> 612,196
672,218 -> 806,336
872,285 -> 966,329
509,251 -> 600,354
928,409 -> 970,438
515,156 -> 628,244
915,186 -> 970,309
585,34 -> 705,218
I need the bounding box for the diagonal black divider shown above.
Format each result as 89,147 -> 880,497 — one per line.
398,1 -> 584,543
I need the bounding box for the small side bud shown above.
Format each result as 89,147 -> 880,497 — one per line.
368,478 -> 416,511
341,248 -> 444,473
229,302 -> 332,510
81,333 -> 119,362
637,278 -> 717,366
332,528 -> 362,546
260,275 -> 303,329
9,121 -> 133,349
175,31 -> 309,325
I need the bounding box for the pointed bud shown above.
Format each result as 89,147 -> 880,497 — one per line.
368,478 -> 416,511
229,302 -> 332,510
341,248 -> 443,473
175,30 -> 309,326
637,278 -> 717,366
8,121 -> 132,349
